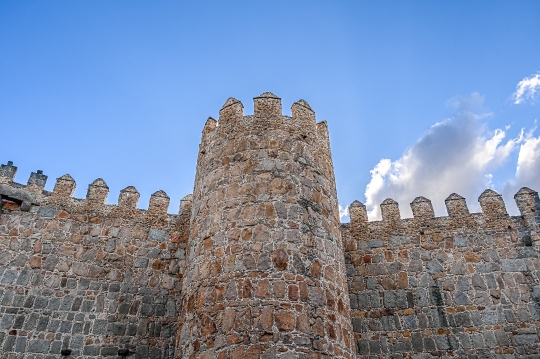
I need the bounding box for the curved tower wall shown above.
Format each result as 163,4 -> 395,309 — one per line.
177,93 -> 355,358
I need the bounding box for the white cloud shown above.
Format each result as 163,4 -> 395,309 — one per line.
513,73 -> 540,104
503,123 -> 540,199
339,204 -> 349,221
364,94 -> 526,220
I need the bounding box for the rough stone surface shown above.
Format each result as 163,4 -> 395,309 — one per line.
0,167 -> 190,358
343,184 -> 540,358
1,93 -> 539,358
177,94 -> 354,358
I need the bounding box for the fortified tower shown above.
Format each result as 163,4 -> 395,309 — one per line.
177,93 -> 355,358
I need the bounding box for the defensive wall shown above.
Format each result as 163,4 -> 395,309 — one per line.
0,92 -> 539,359
0,162 -> 192,358
342,189 -> 540,358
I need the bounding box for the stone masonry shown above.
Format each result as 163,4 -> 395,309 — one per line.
342,190 -> 540,358
0,93 -> 539,358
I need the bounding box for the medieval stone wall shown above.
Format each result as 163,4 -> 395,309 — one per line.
1,93 -> 540,359
177,93 -> 354,359
342,188 -> 540,358
0,164 -> 191,358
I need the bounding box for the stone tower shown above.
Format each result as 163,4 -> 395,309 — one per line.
177,93 -> 355,358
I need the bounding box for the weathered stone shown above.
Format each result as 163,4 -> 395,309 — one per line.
0,96 -> 539,359
501,258 -> 527,272
274,311 -> 295,331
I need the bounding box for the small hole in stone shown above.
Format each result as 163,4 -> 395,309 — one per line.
118,348 -> 130,356
523,235 -> 533,247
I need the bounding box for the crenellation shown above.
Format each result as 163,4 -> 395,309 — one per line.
148,190 -> 170,217
445,192 -> 469,217
218,97 -> 243,126
201,116 -> 217,137
118,186 -> 140,209
514,187 -> 540,242
381,198 -> 401,223
253,91 -> 282,117
0,161 -> 17,184
52,173 -> 76,198
479,188 -> 508,218
26,169 -> 48,193
1,93 -> 539,358
86,178 -> 109,206
292,99 -> 316,126
410,196 -> 435,220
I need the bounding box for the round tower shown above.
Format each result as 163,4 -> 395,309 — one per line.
177,93 -> 355,358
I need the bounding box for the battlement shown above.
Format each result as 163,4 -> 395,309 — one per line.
349,188 -> 539,240
343,188 -> 540,358
202,92 -> 328,146
0,161 -> 189,219
0,163 -> 191,358
1,94 -> 539,358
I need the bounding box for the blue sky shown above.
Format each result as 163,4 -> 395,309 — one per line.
1,1 -> 539,219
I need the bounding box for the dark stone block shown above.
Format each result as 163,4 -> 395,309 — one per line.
118,303 -> 130,314
391,341 -> 411,352
50,340 -> 62,354
424,337 -> 436,351
1,314 -> 15,329
71,297 -> 83,311
107,322 -> 127,336
15,269 -> 31,285
92,319 -> 107,335
369,340 -> 381,354
155,304 -> 165,316
101,347 -> 119,356
352,317 -> 362,333
13,315 -> 25,329
126,324 -> 138,336
34,296 -> 49,309
412,332 -> 423,351
72,322 -> 83,334
23,295 -> 36,308
37,316 -> 50,331
454,312 -> 472,327
349,293 -> 358,309
37,207 -> 56,217
83,345 -> 101,355
15,336 -> 27,352
28,339 -> 51,353
23,313 -> 39,330
48,319 -> 60,332
81,300 -> 95,312
149,346 -> 162,359
60,321 -> 72,333
79,278 -> 91,290
140,303 -> 154,316
135,345 -> 149,359
3,335 -> 16,352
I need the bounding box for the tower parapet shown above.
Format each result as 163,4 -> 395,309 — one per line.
178,93 -> 355,358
